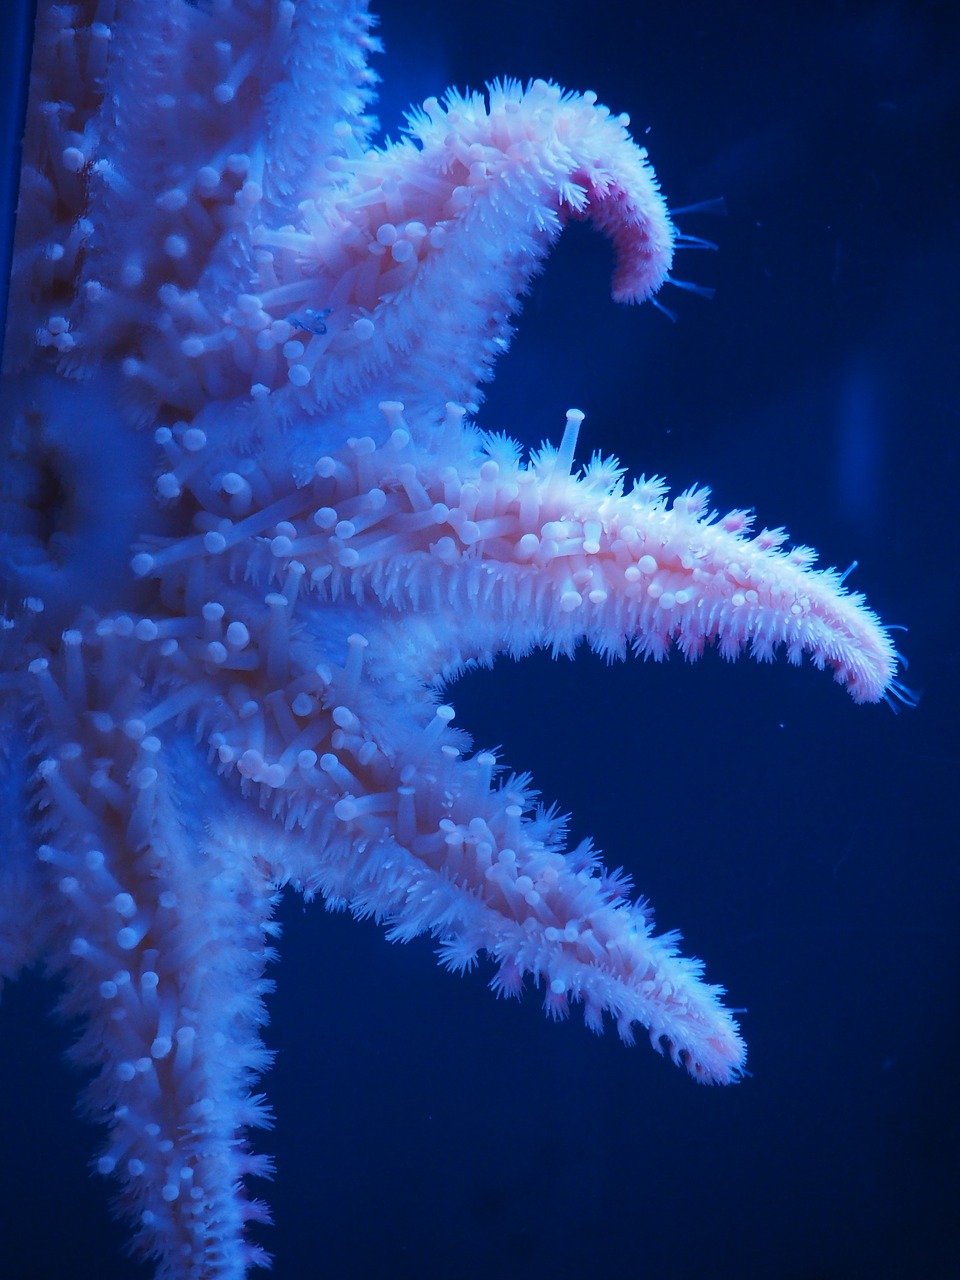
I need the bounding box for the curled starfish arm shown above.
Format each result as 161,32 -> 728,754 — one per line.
126,75 -> 676,444
11,6 -> 673,430
259,77 -> 675,425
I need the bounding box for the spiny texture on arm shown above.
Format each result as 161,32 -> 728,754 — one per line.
136,403 -> 897,705
8,11 -> 675,433
5,0 -> 382,382
26,644 -> 280,1278
279,658 -> 748,1087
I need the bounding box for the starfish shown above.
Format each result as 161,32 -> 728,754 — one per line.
0,2 -> 899,1277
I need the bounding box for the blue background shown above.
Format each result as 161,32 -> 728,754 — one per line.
2,1 -> 958,1277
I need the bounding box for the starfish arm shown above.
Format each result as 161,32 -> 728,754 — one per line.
10,9 -> 671,433
139,405 -> 896,703
277,716 -> 747,1086
26,636 -> 278,1278
371,418 -> 895,704
59,74 -> 674,435
251,78 -> 675,429
321,418 -> 895,701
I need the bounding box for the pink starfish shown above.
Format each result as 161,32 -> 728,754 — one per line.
0,3 -> 899,1276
